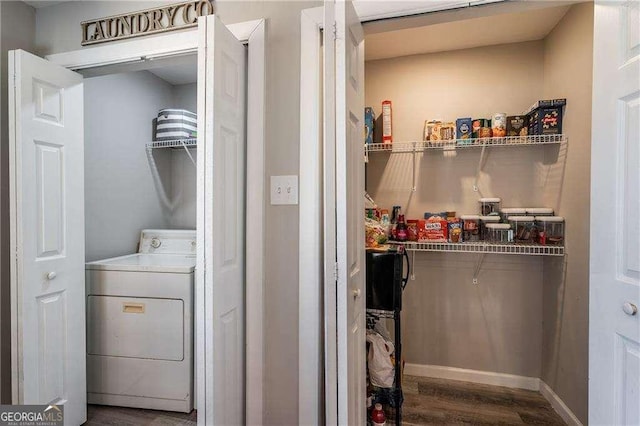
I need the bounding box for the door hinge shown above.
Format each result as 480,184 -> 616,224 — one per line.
334,262 -> 339,282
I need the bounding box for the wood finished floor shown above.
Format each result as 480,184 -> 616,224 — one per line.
84,405 -> 196,425
399,375 -> 566,425
83,376 -> 566,425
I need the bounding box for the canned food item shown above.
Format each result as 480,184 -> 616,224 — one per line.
472,119 -> 491,139
492,113 -> 507,137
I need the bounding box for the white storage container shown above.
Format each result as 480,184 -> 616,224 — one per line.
508,216 -> 537,243
486,223 -> 514,243
461,214 -> 481,242
155,108 -> 197,141
479,215 -> 501,241
536,216 -> 565,245
479,197 -> 501,216
525,207 -> 554,216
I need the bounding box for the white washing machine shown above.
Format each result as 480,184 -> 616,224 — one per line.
86,229 -> 196,413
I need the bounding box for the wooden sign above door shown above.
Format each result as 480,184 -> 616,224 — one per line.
81,0 -> 214,46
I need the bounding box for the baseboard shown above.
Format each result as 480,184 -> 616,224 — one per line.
539,380 -> 583,426
404,363 -> 540,391
404,363 -> 583,426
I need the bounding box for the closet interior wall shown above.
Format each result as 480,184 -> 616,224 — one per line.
365,4 -> 593,423
84,72 -> 197,262
540,3 -> 593,423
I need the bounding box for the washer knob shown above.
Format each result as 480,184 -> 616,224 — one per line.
623,302 -> 638,316
150,238 -> 161,249
46,272 -> 57,280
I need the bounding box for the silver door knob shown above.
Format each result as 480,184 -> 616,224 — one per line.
623,302 -> 638,316
46,272 -> 57,280
353,288 -> 361,298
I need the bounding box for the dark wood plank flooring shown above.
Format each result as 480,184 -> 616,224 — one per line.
399,375 -> 566,425
84,376 -> 566,425
84,405 -> 196,425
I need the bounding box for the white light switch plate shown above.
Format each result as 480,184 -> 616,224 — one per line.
270,175 -> 299,205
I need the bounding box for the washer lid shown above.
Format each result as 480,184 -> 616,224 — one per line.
138,229 -> 196,255
86,253 -> 195,273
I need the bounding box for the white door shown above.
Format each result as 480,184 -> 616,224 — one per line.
9,50 -> 86,425
196,15 -> 247,426
589,1 -> 640,424
324,1 -> 366,424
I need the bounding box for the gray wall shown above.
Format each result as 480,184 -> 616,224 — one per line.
33,2 -> 320,423
0,1 -> 36,404
169,83 -> 197,229
541,3 -> 593,424
84,71 -> 173,261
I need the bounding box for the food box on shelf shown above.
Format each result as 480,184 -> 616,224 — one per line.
421,213 -> 448,242
526,99 -> 566,135
456,118 -> 473,144
506,115 -> 529,136
364,107 -> 375,144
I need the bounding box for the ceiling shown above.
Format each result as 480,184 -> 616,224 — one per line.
365,5 -> 571,61
22,1 -> 66,8
80,53 -> 198,85
147,59 -> 198,85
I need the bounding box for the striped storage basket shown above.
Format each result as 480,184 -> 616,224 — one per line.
155,109 -> 197,141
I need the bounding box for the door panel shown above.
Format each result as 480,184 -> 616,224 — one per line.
589,1 -> 640,424
197,15 -> 246,426
9,50 -> 85,425
332,1 -> 366,424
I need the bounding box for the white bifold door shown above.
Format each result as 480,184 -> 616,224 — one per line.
323,1 -> 366,425
9,15 -> 247,426
589,1 -> 640,424
196,15 -> 247,426
9,50 -> 86,426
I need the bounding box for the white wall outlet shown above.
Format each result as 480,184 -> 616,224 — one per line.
270,175 -> 299,205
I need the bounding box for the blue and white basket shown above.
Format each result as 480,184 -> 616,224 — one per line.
155,108 -> 197,141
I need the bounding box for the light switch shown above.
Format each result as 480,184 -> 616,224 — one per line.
270,175 -> 298,205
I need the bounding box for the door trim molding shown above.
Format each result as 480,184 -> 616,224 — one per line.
45,18 -> 266,425
298,7 -> 324,426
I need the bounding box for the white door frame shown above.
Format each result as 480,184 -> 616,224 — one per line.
46,18 -> 266,425
298,6 -> 324,426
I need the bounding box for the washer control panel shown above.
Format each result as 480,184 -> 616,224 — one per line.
138,229 -> 196,254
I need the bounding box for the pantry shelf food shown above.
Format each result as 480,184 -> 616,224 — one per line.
365,134 -> 566,153
389,241 -> 565,256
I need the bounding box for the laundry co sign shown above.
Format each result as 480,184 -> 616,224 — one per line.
81,0 -> 214,46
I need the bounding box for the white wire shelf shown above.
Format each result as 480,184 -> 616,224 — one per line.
365,134 -> 566,153
146,138 -> 197,149
389,241 -> 565,256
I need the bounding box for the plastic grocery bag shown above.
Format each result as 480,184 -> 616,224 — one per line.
366,330 -> 395,388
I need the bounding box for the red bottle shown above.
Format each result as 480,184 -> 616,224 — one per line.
396,214 -> 407,242
371,403 -> 387,426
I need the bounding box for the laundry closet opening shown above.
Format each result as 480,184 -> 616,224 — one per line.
81,54 -> 200,416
